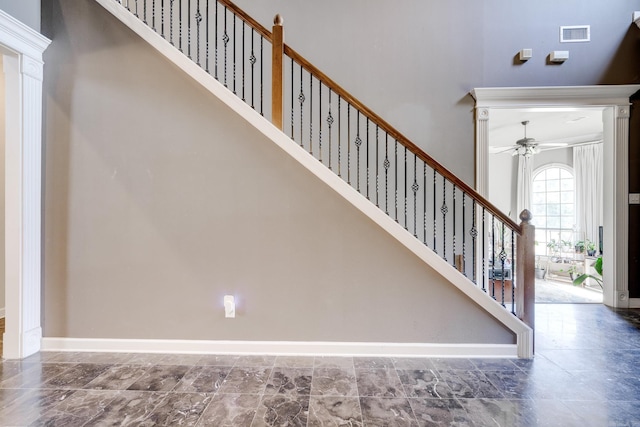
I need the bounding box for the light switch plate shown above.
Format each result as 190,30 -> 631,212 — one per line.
629,193 -> 640,204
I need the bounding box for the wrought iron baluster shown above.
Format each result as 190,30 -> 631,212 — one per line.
404,147 -> 407,229
309,76 -> 313,155
462,192 -> 467,277
442,177 -> 448,261
233,15 -> 236,94
205,0 -> 209,72
169,0 -> 173,44
250,30 -> 255,108
161,0 -> 164,37
178,0 -> 182,51
318,82 -> 322,160
376,125 -> 379,207
423,163 -> 427,245
499,221 -> 506,306
290,58 -> 294,139
327,89 -> 334,169
187,0 -> 190,58
143,0 -> 147,24
135,0 -> 139,17
298,64 -> 304,145
482,207 -> 487,291
355,113 -> 361,192
260,36 -> 263,115
223,7 -> 228,86
395,141 -> 398,222
452,184 -> 456,267
384,134 -> 389,215
471,201 -> 477,284
491,215 -> 496,299
433,169 -> 437,253
366,118 -> 370,200
152,0 -> 155,30
195,2 -> 202,65
241,23 -> 245,98
347,106 -> 351,184
511,229 -> 516,314
412,155 -> 418,237
214,2 -> 218,78
338,95 -> 342,177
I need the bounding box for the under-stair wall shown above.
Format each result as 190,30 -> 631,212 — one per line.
41,0 -> 519,356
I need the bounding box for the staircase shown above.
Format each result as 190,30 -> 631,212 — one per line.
97,0 -> 534,357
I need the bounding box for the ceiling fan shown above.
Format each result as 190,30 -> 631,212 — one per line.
491,120 -> 570,157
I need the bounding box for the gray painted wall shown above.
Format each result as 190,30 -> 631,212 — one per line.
0,0 -> 40,31
232,0 -> 640,186
41,0 -> 514,344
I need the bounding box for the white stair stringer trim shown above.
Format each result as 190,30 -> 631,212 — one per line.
42,337 -> 518,358
93,0 -> 533,358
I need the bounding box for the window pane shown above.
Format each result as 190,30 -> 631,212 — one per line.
533,181 -> 545,192
561,191 -> 573,203
561,204 -> 574,216
561,217 -> 575,230
546,168 -> 560,179
547,192 -> 560,204
532,204 -> 545,216
533,193 -> 546,204
560,169 -> 572,179
547,180 -> 560,191
561,179 -> 573,191
547,204 -> 560,215
547,217 -> 561,228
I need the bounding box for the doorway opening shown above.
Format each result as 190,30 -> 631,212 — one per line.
472,85 -> 640,309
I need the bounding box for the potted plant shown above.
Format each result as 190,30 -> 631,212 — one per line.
586,240 -> 597,257
574,240 -> 585,254
546,239 -> 562,262
573,256 -> 603,288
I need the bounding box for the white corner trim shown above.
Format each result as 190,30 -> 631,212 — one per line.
95,0 -> 532,357
0,308 -> 5,318
41,337 -> 518,358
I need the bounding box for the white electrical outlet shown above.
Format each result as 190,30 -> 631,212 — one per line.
224,295 -> 235,318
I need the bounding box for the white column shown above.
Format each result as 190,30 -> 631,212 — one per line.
475,107 -> 490,197
614,105 -> 630,307
3,52 -> 44,358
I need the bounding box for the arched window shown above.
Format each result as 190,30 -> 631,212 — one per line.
531,165 -> 574,256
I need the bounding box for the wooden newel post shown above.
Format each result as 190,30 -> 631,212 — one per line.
516,209 -> 535,333
272,14 -> 284,130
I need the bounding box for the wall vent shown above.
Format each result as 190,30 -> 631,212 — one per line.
560,25 -> 590,42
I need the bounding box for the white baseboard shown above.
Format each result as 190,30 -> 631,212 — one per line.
41,338 -> 518,358
629,298 -> 640,308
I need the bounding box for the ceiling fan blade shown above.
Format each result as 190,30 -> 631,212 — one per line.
489,145 -> 518,154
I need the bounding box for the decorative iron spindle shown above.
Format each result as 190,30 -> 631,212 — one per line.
178,0 -> 182,51
152,0 -> 155,30
395,141 -> 398,222
355,113 -> 362,192
214,2 -> 218,78
423,163 -> 427,245
366,118 -> 370,200
298,64 -> 304,144
290,58 -> 294,139
260,37 -> 263,115
169,0 -> 174,44
462,192 -> 466,277
452,184 -> 456,267
143,0 -> 147,24
511,229 -> 516,313
482,207 -> 486,291
161,0 -> 164,37
196,5 -> 202,65
491,215 -> 496,299
412,155 -> 418,237
347,107 -> 351,184
338,95 -> 342,177
375,126 -> 379,207
404,147 -> 408,229
135,0 -> 138,17
471,202 -> 477,284
250,30 -> 256,108
318,82 -> 322,160
232,16 -> 236,94
499,222 -> 506,306
327,89 -> 334,169
223,7 -> 228,86
309,76 -> 313,154
187,0 -> 191,58
441,178 -> 448,262
205,0 -> 209,72
384,134 -> 389,215
241,24 -> 245,98
433,169 -> 437,253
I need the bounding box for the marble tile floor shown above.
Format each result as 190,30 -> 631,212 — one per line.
0,304 -> 639,426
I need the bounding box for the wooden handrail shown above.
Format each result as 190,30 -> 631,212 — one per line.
283,44 -> 521,233
217,0 -> 272,41
210,1 -> 519,233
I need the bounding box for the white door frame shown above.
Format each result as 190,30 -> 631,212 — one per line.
0,10 -> 50,359
471,85 -> 640,309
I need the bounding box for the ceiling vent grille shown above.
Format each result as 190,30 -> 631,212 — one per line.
560,25 -> 590,42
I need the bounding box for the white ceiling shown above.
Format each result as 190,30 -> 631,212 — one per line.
488,107 -> 604,154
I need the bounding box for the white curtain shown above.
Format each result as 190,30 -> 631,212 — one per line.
516,154 -> 532,218
573,144 -> 603,245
